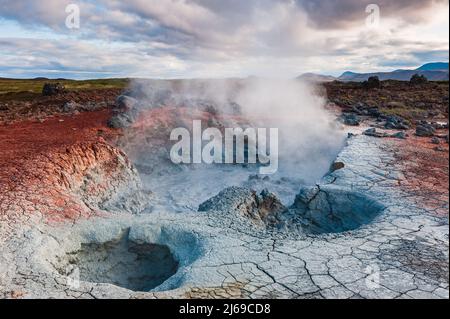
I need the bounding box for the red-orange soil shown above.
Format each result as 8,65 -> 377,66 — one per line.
0,110 -> 124,223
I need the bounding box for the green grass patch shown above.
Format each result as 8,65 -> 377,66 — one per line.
0,78 -> 129,95
380,107 -> 428,120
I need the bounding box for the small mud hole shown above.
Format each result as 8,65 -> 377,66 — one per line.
283,185 -> 385,234
62,229 -> 179,292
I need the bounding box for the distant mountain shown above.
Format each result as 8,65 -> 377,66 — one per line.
297,73 -> 336,82
337,62 -> 449,82
416,62 -> 448,71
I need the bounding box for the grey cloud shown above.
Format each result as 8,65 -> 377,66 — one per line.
0,0 -> 448,79
296,0 -> 449,29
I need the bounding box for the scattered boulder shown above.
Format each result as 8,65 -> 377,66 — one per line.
367,107 -> 381,117
363,127 -> 388,138
42,83 -> 65,96
341,113 -> 360,126
431,137 -> 441,145
391,131 -> 408,139
116,95 -> 138,112
330,161 -> 345,172
415,123 -> 436,137
384,115 -> 410,130
107,94 -> 141,128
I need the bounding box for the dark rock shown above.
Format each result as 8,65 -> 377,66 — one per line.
431,137 -> 441,145
42,83 -> 65,96
341,113 -> 360,126
391,131 -> 408,139
367,107 -> 381,117
384,115 -> 410,130
107,113 -> 133,129
116,95 -> 138,111
415,124 -> 436,137
362,76 -> 381,89
330,161 -> 345,172
363,127 -> 389,138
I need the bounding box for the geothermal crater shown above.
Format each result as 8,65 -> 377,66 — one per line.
57,228 -> 178,292
51,222 -> 202,293
283,185 -> 386,234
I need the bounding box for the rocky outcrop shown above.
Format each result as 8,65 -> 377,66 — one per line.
416,122 -> 436,137
384,115 -> 410,130
340,113 -> 360,126
198,186 -> 285,226
363,127 -> 389,138
42,83 -> 66,96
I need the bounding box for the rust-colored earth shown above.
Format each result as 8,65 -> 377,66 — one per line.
0,109 -> 125,223
392,131 -> 449,216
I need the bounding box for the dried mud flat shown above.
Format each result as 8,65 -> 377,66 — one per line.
0,87 -> 448,299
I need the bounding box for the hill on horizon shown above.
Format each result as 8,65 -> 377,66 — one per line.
337,62 -> 449,82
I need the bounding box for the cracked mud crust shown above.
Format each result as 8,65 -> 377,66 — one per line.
1,131 -> 448,299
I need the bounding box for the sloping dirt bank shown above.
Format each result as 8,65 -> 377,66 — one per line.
0,110 -> 148,225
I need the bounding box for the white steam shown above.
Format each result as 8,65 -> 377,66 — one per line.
122,77 -> 345,209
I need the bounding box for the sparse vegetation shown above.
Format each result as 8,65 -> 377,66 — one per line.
325,79 -> 449,121
0,78 -> 129,103
0,78 -> 129,95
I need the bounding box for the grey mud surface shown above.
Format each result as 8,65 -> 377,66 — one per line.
0,135 -> 448,299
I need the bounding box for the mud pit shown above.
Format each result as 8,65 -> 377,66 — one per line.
57,229 -> 178,292
284,185 -> 385,234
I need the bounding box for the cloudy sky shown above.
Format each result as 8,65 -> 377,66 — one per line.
0,0 -> 448,79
